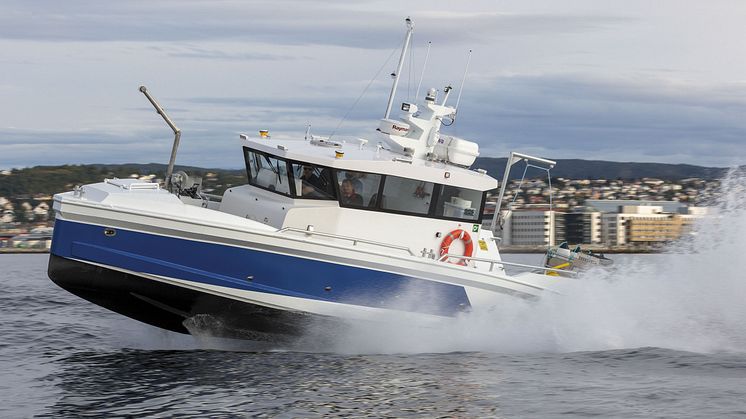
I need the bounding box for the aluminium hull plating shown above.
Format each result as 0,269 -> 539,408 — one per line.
48,219 -> 472,340
48,254 -> 312,341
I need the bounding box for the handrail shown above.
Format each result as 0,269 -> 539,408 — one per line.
104,178 -> 160,191
278,227 -> 416,256
127,183 -> 161,190
439,253 -> 578,276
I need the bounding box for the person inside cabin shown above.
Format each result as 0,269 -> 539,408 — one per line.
300,165 -> 334,198
300,166 -> 318,184
340,179 -> 363,206
300,166 -> 322,196
344,171 -> 364,194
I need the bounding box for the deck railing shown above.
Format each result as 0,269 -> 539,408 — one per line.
438,253 -> 578,276
278,227 -> 416,256
278,227 -> 573,277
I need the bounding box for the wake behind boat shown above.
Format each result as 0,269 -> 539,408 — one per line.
48,19 -> 571,341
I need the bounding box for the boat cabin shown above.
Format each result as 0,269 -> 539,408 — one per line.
218,134 -> 499,264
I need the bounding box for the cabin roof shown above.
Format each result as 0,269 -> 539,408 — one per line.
242,137 -> 497,191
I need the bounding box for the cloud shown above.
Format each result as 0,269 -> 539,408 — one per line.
146,45 -> 300,61
452,75 -> 746,166
0,1 -> 631,48
1,1 -> 744,169
4,73 -> 744,169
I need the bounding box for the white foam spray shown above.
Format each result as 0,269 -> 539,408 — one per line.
324,169 -> 746,355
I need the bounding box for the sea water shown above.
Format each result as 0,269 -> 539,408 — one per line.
2,171 -> 745,417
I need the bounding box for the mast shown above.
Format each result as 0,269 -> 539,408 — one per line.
383,17 -> 414,120
139,85 -> 181,191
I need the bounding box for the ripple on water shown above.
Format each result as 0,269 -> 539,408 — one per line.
3,250 -> 746,417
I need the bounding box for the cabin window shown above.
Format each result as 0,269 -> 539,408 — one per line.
381,176 -> 434,215
336,170 -> 382,208
290,163 -> 336,200
244,148 -> 292,196
433,185 -> 484,221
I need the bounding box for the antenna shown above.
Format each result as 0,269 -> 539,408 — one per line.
408,33 -> 414,102
328,46 -> 399,140
441,85 -> 453,105
384,17 -> 414,120
415,41 -> 431,101
454,49 -> 472,113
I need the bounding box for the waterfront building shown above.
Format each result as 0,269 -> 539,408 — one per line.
499,208 -> 557,246
562,209 -> 602,246
585,199 -> 688,214
9,226 -> 53,249
0,232 -> 13,248
601,205 -> 708,246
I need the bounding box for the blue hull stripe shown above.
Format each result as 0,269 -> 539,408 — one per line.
50,219 -> 470,316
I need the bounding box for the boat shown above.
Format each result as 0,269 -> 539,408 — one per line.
543,242 -> 613,276
48,19 -> 570,341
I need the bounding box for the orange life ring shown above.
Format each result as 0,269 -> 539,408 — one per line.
440,229 -> 474,266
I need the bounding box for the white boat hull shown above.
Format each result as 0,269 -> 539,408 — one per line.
48,186 -> 555,341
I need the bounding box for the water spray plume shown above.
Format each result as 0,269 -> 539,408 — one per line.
172,170 -> 746,355
323,169 -> 746,355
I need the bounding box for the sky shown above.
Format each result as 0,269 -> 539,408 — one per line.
1,0 -> 746,170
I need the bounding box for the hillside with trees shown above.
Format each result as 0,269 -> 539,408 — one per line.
0,164 -> 245,198
0,159 -> 736,199
473,158 -> 730,181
